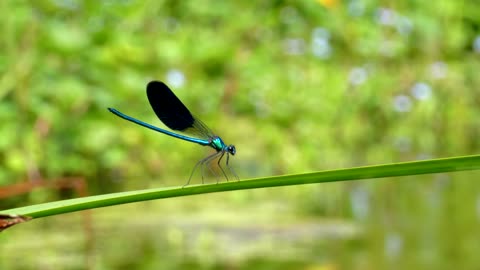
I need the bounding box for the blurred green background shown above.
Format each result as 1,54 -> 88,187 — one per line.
1,0 -> 480,269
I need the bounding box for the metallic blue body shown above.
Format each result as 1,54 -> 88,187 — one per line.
108,108 -> 212,146
210,136 -> 226,152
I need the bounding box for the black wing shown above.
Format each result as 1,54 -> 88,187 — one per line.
146,81 -> 195,131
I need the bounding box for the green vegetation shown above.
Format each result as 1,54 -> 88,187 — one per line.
1,1 -> 479,269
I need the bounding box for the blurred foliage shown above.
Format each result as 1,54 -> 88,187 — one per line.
1,0 -> 479,187
1,0 -> 480,269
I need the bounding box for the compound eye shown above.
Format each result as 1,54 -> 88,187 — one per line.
228,145 -> 236,155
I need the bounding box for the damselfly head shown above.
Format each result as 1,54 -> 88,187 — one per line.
227,145 -> 236,155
